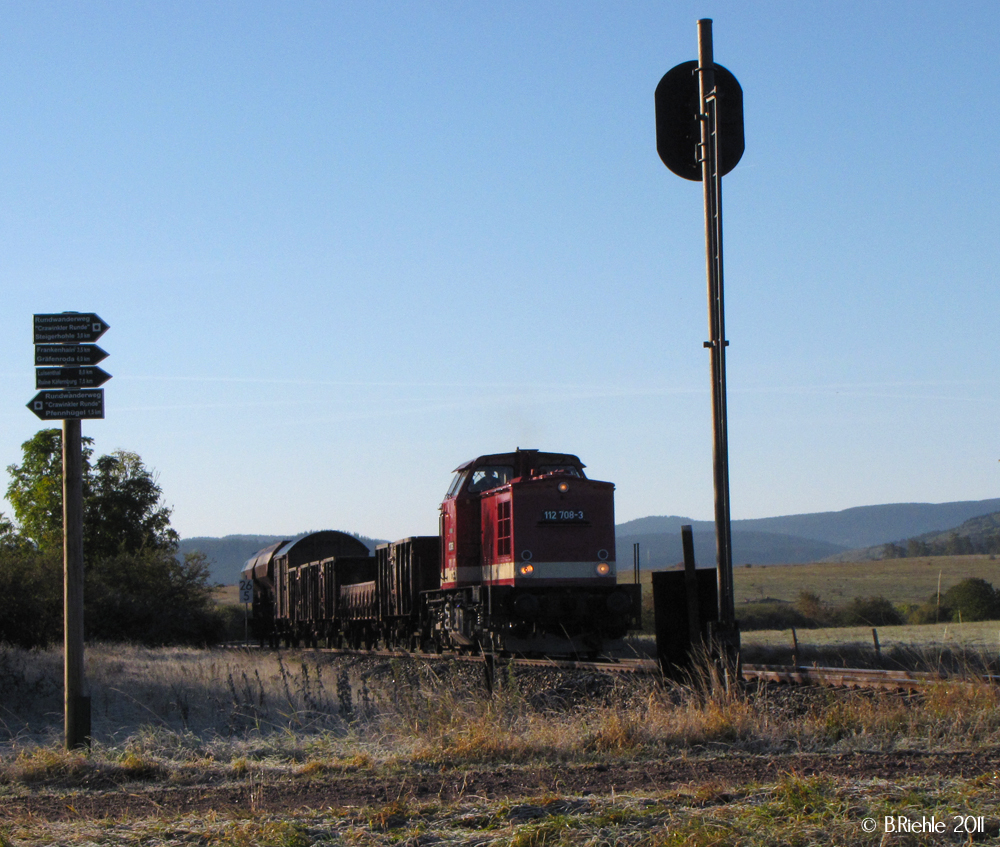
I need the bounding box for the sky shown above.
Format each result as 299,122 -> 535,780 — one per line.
0,1 -> 998,542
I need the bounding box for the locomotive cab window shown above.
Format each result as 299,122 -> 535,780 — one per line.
468,465 -> 513,493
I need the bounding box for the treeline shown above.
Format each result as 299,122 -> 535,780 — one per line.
0,429 -> 227,649
739,577 -> 1000,631
881,531 -> 1000,559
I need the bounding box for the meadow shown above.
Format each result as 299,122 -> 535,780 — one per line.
2,635 -> 1000,845
622,553 -> 1000,608
730,554 -> 1000,607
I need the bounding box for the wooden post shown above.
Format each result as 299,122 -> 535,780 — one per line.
681,525 -> 701,646
63,419 -> 90,750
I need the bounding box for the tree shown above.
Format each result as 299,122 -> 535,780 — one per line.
86,450 -> 178,560
6,429 -> 176,558
86,548 -> 224,645
2,429 -> 223,646
940,578 -> 999,622
5,429 -> 93,552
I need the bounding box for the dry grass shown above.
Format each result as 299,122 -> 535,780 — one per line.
4,642 -> 1000,845
627,552 -> 1000,605
5,643 -> 1000,767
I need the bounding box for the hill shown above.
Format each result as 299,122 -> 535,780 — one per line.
618,528 -> 846,570
616,498 -> 1000,550
831,510 -> 1000,561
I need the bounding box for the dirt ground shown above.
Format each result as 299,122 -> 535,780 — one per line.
6,748 -> 1000,821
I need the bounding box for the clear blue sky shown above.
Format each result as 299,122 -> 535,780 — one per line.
1,1 -> 997,541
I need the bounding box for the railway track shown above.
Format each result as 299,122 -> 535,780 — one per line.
227,643 -> 997,690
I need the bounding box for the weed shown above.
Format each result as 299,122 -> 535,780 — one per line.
366,797 -> 411,831
9,747 -> 92,785
209,820 -> 310,847
582,709 -> 644,753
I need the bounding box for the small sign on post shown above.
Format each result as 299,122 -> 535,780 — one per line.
35,366 -> 112,390
27,389 -> 105,420
239,578 -> 253,645
239,578 -> 253,604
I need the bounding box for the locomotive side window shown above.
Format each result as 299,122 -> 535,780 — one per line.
538,465 -> 584,478
468,465 -> 513,492
497,500 -> 512,557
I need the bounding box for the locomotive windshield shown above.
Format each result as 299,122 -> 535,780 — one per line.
467,465 -> 514,493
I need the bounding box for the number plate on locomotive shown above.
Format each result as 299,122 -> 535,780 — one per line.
541,510 -> 586,522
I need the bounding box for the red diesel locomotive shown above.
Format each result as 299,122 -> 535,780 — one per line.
243,448 -> 641,656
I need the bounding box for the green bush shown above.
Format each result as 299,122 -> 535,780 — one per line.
0,548 -> 62,648
737,599 -> 812,631
940,578 -> 999,622
902,600 -> 944,625
86,549 -> 226,645
794,591 -> 833,626
834,596 -> 903,627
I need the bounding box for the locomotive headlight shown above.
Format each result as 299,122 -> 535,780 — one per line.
519,563 -> 534,576
557,481 -> 570,493
596,562 -> 611,576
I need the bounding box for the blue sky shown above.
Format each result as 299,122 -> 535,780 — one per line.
1,1 -> 997,541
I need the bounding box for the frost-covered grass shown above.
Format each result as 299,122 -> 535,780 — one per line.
4,643 -> 1000,769
4,643 -> 1000,845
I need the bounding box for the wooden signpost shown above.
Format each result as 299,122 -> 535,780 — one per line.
28,312 -> 111,750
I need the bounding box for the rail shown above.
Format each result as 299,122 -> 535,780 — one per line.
223,643 -> 999,690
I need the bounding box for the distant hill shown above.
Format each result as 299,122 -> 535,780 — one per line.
916,511 -> 1000,549
178,532 -> 383,586
617,498 -> 1000,553
831,510 -> 1000,561
617,529 -> 846,570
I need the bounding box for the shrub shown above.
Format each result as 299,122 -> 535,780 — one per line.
940,578 -> 1000,622
794,591 -> 833,626
0,547 -> 62,648
87,549 -> 226,645
736,599 -> 812,631
834,596 -> 903,627
902,600 -> 944,625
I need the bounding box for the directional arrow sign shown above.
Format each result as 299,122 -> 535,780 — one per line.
27,389 -> 105,420
33,313 -> 110,344
34,344 -> 109,367
35,366 -> 112,390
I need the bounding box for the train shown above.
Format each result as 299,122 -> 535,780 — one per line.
241,448 -> 642,656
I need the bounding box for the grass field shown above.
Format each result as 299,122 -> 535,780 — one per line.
621,553 -> 1000,607
3,641 -> 1000,846
731,554 -> 1000,607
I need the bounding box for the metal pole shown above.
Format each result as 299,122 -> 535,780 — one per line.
696,19 -> 736,642
63,419 -> 90,749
